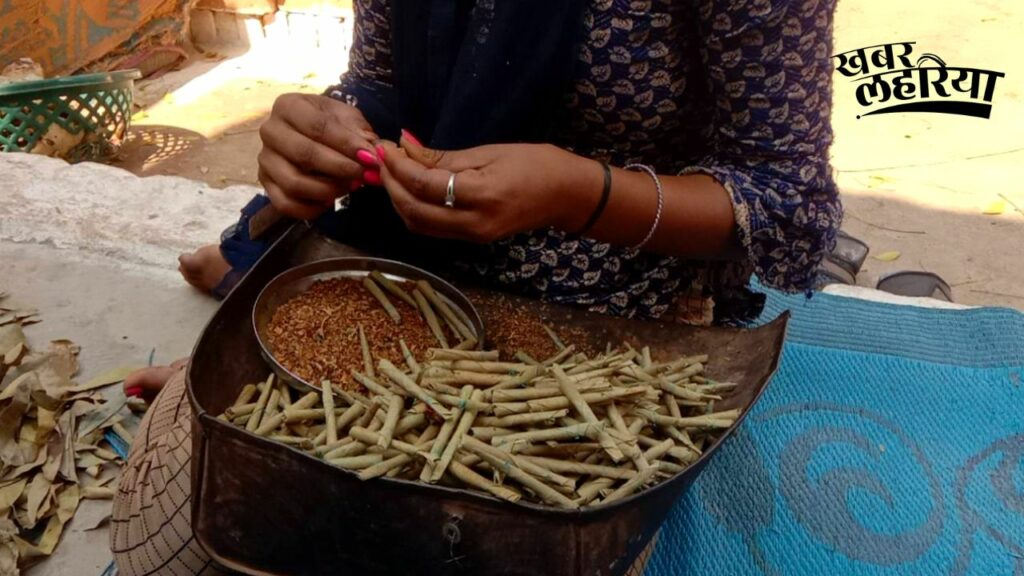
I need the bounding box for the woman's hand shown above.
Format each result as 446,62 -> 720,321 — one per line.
258,93 -> 381,220
376,137 -> 598,243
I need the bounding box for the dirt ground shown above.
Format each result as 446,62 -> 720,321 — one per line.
113,1 -> 1024,311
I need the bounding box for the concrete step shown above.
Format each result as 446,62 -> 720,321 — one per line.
189,7 -> 354,54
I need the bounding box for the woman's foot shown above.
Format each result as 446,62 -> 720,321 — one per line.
178,245 -> 232,294
124,358 -> 189,401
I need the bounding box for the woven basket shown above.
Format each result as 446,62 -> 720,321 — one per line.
0,69 -> 141,163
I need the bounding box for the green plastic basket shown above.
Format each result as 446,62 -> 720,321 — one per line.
0,69 -> 141,163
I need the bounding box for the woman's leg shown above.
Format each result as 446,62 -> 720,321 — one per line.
110,366 -> 228,575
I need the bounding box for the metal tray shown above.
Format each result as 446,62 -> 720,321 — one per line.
187,223 -> 788,576
253,257 -> 485,394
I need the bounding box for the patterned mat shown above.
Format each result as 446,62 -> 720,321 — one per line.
647,290 -> 1024,575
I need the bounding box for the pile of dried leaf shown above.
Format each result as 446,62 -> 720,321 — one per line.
0,292 -> 139,575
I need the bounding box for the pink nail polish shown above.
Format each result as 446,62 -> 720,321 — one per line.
350,179 -> 363,191
401,129 -> 422,147
356,149 -> 379,166
125,386 -> 143,398
363,170 -> 382,186
375,144 -> 386,161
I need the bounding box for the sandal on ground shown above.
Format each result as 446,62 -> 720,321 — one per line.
828,230 -> 870,277
815,230 -> 868,289
211,195 -> 280,299
876,271 -> 953,302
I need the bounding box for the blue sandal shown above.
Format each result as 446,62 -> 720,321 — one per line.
211,195 -> 278,300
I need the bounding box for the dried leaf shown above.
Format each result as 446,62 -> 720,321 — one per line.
23,472 -> 51,529
57,412 -> 76,484
28,390 -> 61,415
69,366 -> 143,394
1,444 -> 45,481
15,422 -> 35,450
81,486 -> 113,500
54,485 -> 78,525
11,311 -> 36,322
12,351 -> 47,372
0,325 -> 25,361
78,429 -> 104,447
34,410 -> 54,449
2,344 -> 25,367
15,512 -> 64,559
11,358 -> 69,405
27,342 -> 79,401
111,423 -> 133,446
0,373 -> 31,403
76,397 -> 127,439
982,199 -> 1006,215
74,453 -> 105,470
69,400 -> 98,419
91,446 -> 118,461
872,250 -> 902,262
0,381 -> 31,467
41,428 -> 62,483
14,430 -> 37,473
0,479 -> 26,511
0,300 -> 119,567
0,517 -> 18,576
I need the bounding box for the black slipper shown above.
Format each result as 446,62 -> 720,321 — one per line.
828,231 -> 870,277
815,257 -> 857,288
876,271 -> 953,302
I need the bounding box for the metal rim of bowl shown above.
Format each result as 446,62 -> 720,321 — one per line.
253,257 -> 485,395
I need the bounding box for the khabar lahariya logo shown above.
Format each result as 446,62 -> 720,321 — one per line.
833,42 -> 1006,119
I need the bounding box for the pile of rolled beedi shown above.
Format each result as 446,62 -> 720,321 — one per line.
220,335 -> 738,508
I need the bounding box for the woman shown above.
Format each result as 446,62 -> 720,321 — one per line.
113,0 -> 841,573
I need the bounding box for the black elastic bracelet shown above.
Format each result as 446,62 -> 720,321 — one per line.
574,161 -> 612,237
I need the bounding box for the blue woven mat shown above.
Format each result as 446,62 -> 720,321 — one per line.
648,290 -> 1024,576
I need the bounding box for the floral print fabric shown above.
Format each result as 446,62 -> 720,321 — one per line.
329,0 -> 842,324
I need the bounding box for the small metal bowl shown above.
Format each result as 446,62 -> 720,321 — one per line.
253,257 -> 484,394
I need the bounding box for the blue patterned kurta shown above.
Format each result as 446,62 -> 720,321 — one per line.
329,0 -> 842,324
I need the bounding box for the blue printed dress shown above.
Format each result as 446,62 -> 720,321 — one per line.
328,0 -> 843,325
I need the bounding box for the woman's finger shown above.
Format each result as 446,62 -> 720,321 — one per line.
260,117 -> 364,180
378,141 -> 484,207
259,166 -> 332,221
258,147 -> 346,204
398,130 -> 490,172
379,161 -> 492,242
275,93 -> 377,159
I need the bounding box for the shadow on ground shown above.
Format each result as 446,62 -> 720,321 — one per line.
839,191 -> 1023,309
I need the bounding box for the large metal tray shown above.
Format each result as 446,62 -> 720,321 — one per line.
187,223 -> 788,576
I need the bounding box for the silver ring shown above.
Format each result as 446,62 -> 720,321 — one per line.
444,173 -> 456,208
